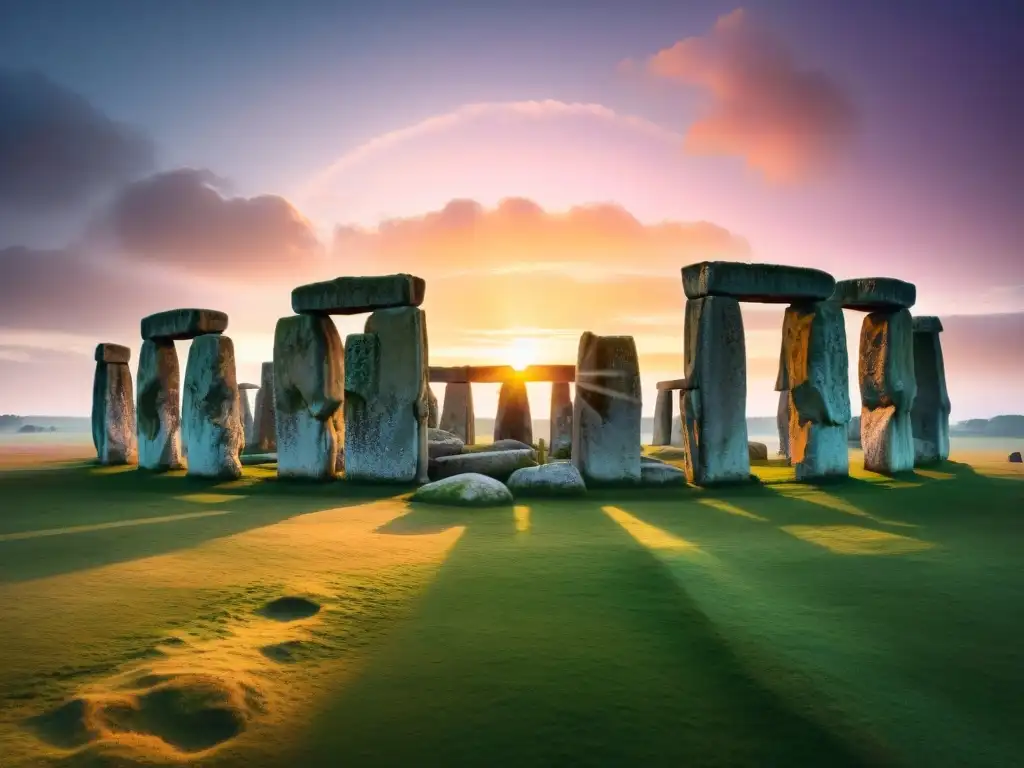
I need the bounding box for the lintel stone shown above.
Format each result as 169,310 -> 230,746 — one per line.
655,378 -> 689,391
912,316 -> 943,334
291,273 -> 425,315
832,278 -> 916,312
682,261 -> 836,304
95,343 -> 131,364
141,308 -> 227,341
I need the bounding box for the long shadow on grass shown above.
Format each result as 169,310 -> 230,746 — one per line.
0,465 -> 405,583
280,500 -> 871,767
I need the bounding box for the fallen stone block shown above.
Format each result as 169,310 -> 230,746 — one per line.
748,441 -> 769,461
141,308 -> 228,341
573,332 -> 642,485
832,278 -> 916,312
1009,452 -> 1022,463
508,462 -> 586,497
136,338 -> 183,471
411,473 -> 513,507
640,461 -> 688,486
292,273 -> 425,315
431,448 -> 537,482
428,427 -> 465,459
95,343 -> 131,365
682,261 -> 836,303
182,334 -> 244,479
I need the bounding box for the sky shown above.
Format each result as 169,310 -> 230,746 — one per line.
1,0 -> 1022,420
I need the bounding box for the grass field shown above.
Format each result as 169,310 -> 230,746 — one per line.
0,439 -> 1021,767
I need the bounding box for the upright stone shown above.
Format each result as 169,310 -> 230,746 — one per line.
252,362 -> 276,452
237,385 -> 257,448
572,333 -> 642,485
92,344 -> 136,465
273,315 -> 344,480
652,389 -> 673,446
780,301 -> 851,480
182,334 -> 244,479
427,386 -> 439,429
136,338 -> 182,471
345,306 -> 428,483
679,297 -> 749,484
910,316 -> 951,465
495,380 -> 533,445
440,382 -> 475,444
777,390 -> 792,460
549,382 -> 573,459
859,308 -> 916,473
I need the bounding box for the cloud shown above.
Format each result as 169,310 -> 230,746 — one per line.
101,169 -> 324,277
298,101 -> 683,205
0,69 -> 153,214
630,8 -> 856,181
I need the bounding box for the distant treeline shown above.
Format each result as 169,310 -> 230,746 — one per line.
950,415 -> 1024,438
0,415 -> 90,433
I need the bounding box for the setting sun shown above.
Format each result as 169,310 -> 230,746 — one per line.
508,337 -> 538,371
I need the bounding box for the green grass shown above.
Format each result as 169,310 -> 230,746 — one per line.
0,451 -> 1022,767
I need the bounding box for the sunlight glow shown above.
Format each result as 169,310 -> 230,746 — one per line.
508,337 -> 538,371
781,525 -> 935,556
602,506 -> 703,553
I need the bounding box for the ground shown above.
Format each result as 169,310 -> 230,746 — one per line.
0,437 -> 1021,767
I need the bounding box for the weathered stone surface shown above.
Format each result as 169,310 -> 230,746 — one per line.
484,439 -> 534,453
345,307 -> 428,483
136,339 -> 182,471
780,301 -> 851,425
832,278 -> 916,312
679,297 -> 750,484
777,390 -> 792,459
182,334 -> 244,479
427,386 -> 439,429
748,441 -> 768,461
239,389 -> 255,448
652,389 -> 673,446
1009,452 -> 1022,463
682,261 -> 835,303
549,382 -> 573,459
508,461 -> 586,497
847,416 -> 861,444
252,362 -> 276,452
273,314 -> 344,480
92,361 -> 136,465
292,274 -> 425,315
790,421 -> 849,481
412,473 -> 513,507
655,378 -> 688,391
141,309 -> 228,341
572,332 -> 642,485
95,343 -> 130,364
494,380 -> 533,444
859,309 -> 916,412
640,461 -> 688,486
861,406 -> 914,474
428,428 -> 464,459
912,316 -> 943,334
431,449 -> 536,482
911,326 -> 951,466
439,382 -> 475,444
238,382 -> 259,391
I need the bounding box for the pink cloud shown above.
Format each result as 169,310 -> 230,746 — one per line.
635,8 -> 856,181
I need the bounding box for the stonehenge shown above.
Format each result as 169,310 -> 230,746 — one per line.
910,316 -> 950,465
835,278 -> 917,474
101,263 -> 952,493
92,344 -> 137,465
573,332 -> 642,485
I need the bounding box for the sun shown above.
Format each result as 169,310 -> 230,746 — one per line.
508,337 -> 537,371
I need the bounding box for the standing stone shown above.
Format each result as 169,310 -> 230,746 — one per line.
495,380 -> 532,445
273,315 -> 344,480
136,339 -> 182,471
252,362 -> 276,452
652,389 -> 673,446
859,308 -> 916,473
427,386 -> 439,429
780,301 -> 851,480
910,317 -> 951,465
549,382 -> 573,459
440,382 -> 475,444
345,306 -> 428,483
776,390 -> 792,460
680,297 -> 749,484
182,334 -> 244,479
572,332 -> 642,485
92,344 -> 137,465
237,386 -> 256,448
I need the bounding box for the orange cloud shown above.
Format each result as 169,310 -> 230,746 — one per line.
633,8 -> 856,181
